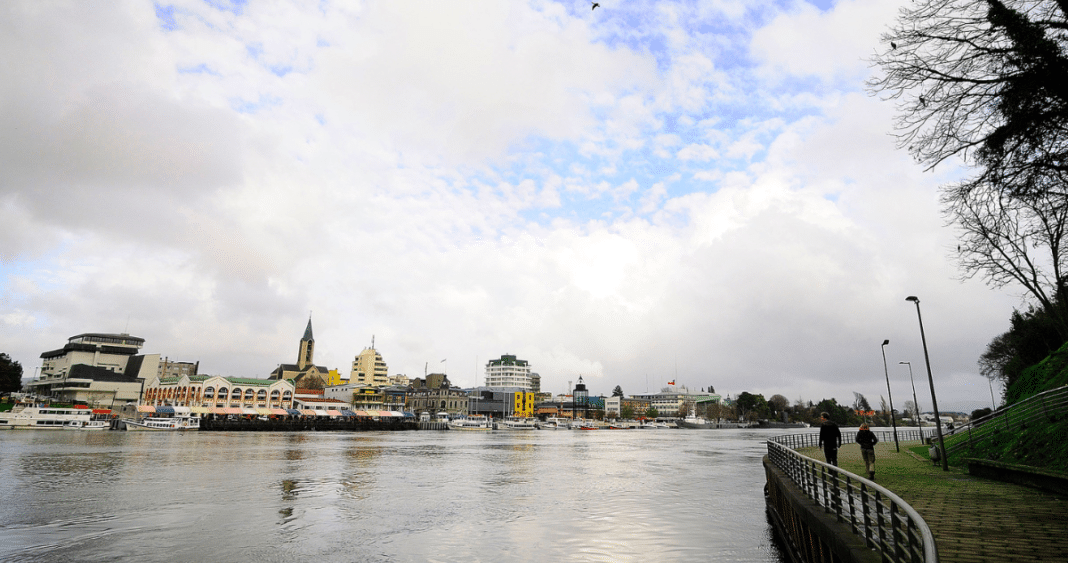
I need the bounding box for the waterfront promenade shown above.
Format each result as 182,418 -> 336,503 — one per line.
799,442 -> 1068,562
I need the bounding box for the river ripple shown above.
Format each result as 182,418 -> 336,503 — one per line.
0,428 -> 787,563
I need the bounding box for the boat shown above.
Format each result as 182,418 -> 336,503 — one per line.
448,415 -> 491,431
675,408 -> 714,429
65,418 -> 110,430
0,404 -> 93,429
496,416 -> 539,430
572,419 -> 599,430
123,415 -> 200,431
541,417 -> 571,430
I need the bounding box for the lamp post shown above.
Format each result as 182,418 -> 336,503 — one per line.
906,296 -> 949,471
881,340 -> 900,452
900,361 -> 922,428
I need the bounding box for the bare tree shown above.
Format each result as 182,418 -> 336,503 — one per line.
869,0 -> 1068,199
871,0 -> 1068,335
947,182 -> 1068,336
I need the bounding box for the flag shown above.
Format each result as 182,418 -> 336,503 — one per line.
668,380 -> 675,385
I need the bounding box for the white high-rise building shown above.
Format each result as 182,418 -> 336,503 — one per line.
484,354 -> 532,390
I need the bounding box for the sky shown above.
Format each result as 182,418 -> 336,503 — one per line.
0,0 -> 1026,413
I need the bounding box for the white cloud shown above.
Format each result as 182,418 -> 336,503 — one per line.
0,0 -> 1020,414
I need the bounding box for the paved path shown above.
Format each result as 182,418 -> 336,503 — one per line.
800,442 -> 1068,563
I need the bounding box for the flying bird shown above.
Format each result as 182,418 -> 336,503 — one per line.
592,2 -> 600,9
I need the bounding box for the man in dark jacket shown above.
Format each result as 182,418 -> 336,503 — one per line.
818,412 -> 842,466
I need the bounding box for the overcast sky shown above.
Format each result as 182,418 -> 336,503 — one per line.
1,0 -> 1025,413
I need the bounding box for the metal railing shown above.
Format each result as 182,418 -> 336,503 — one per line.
767,433 -> 938,563
943,385 -> 1068,459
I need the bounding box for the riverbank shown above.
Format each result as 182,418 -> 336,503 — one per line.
798,443 -> 1068,562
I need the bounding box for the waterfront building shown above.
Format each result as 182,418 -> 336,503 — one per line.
604,395 -> 652,418
631,385 -> 721,417
407,374 -> 469,416
530,372 -> 541,394
350,341 -> 389,387
24,332 -> 160,406
268,319 -> 330,388
143,373 -> 295,413
485,354 -> 532,390
292,387 -> 350,414
389,373 -> 410,387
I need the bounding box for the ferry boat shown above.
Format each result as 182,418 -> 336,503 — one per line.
496,416 -> 539,430
447,415 -> 491,431
541,417 -> 571,430
65,417 -> 110,430
0,404 -> 93,429
123,415 -> 200,431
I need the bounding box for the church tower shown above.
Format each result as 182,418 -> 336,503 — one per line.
297,318 -> 314,370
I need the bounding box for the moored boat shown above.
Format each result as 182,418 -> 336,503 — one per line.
65,418 -> 110,430
675,409 -> 714,429
0,404 -> 93,429
541,417 -> 571,430
123,415 -> 200,431
448,415 -> 491,431
496,416 -> 539,430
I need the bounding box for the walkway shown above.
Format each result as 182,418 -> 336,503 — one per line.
800,442 -> 1068,562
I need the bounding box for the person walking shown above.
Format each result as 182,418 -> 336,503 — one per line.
856,423 -> 879,480
818,412 -> 842,466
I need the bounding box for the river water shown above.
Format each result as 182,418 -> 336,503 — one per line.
0,428 -> 788,563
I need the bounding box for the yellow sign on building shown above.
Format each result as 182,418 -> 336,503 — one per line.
512,391 -> 535,417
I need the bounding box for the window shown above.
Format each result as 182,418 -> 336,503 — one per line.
244,389 -> 255,401
231,388 -> 241,400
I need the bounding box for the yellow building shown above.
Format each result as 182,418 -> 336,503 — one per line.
512,391 -> 535,417
326,369 -> 345,386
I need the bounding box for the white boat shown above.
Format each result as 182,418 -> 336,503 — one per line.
496,416 -> 539,430
65,419 -> 110,430
0,404 -> 93,429
542,417 -> 571,430
123,415 -> 200,431
448,415 -> 491,431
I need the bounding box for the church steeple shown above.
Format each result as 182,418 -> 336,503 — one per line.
297,317 -> 315,370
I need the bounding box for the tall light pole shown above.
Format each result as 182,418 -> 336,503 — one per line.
900,361 -> 922,428
906,296 -> 949,471
881,340 -> 900,452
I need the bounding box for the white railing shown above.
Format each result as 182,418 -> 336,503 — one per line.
767,433 -> 938,563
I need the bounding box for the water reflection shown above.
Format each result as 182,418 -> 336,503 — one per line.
0,429 -> 786,563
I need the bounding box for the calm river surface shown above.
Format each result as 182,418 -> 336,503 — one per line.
0,428 -> 788,563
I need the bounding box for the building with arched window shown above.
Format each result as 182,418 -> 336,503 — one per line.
143,374 -> 295,416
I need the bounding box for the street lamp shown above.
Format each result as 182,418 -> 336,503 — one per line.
900,361 -> 922,428
906,296 -> 949,471
881,339 -> 900,452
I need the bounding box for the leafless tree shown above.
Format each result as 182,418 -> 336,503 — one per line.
869,0 -> 1068,198
947,181 -> 1068,336
871,0 -> 1068,335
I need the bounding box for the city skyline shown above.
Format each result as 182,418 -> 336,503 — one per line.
1,0 -> 1021,413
